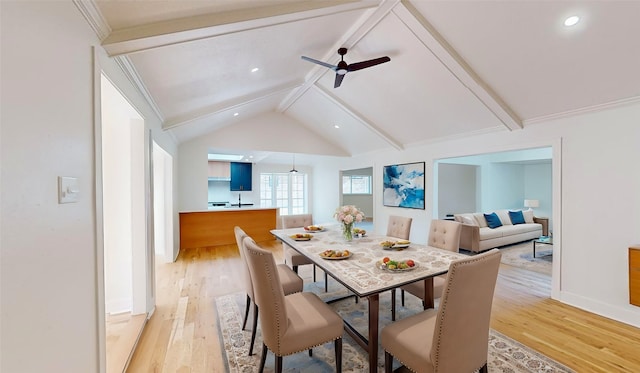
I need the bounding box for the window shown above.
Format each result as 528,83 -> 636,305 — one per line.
260,173 -> 307,215
343,175 -> 372,194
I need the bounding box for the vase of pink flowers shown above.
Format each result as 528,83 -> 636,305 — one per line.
334,205 -> 364,242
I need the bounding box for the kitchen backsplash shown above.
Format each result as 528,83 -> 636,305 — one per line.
208,180 -> 256,205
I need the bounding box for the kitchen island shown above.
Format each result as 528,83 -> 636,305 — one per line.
179,207 -> 280,249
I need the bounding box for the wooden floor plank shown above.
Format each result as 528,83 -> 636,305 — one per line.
124,240 -> 640,372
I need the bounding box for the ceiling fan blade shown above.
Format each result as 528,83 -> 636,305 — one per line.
347,56 -> 390,72
334,73 -> 345,88
301,56 -> 337,71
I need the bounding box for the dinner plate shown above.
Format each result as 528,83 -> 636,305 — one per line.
290,234 -> 312,241
392,243 -> 410,249
304,225 -> 325,233
319,252 -> 352,260
384,264 -> 418,272
377,261 -> 419,272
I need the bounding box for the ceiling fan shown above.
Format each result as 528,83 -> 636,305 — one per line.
301,47 -> 390,88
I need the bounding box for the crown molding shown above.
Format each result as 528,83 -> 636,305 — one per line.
73,0 -> 111,41
113,56 -> 165,123
524,96 -> 640,125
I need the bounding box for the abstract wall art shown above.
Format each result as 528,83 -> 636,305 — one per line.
382,162 -> 425,209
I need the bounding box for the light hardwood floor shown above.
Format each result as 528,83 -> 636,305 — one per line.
126,239 -> 640,372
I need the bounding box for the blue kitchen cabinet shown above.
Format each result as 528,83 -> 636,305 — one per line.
230,162 -> 252,191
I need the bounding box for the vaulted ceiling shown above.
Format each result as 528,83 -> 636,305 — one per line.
84,0 -> 640,164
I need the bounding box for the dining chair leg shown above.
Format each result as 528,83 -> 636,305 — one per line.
259,344 -> 268,373
293,265 -> 298,273
275,355 -> 283,373
384,351 -> 393,373
335,338 -> 342,373
249,303 -> 259,356
390,289 -> 396,321
313,264 -> 317,281
308,349 -> 312,357
479,363 -> 488,373
401,289 -> 405,307
242,294 -> 251,330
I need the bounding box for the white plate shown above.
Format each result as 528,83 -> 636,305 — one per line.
392,244 -> 410,249
304,226 -> 325,232
376,261 -> 419,272
320,252 -> 352,260
290,235 -> 312,241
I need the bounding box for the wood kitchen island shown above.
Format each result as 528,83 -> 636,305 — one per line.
179,207 -> 280,249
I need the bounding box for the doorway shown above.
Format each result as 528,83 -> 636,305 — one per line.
341,167 -> 374,229
153,142 -> 174,262
100,74 -> 148,372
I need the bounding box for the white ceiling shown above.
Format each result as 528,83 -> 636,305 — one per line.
86,0 -> 640,165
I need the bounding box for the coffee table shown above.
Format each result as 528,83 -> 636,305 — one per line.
533,236 -> 553,258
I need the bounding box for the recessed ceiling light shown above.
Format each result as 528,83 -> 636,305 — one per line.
251,67 -> 259,73
564,16 -> 580,27
233,112 -> 239,117
334,125 -> 340,129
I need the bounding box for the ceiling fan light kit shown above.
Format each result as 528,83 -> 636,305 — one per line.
301,47 -> 390,88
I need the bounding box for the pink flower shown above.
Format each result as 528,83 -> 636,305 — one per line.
334,205 -> 365,224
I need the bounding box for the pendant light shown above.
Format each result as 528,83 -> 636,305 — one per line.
289,154 -> 298,173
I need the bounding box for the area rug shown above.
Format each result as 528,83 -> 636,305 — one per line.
497,241 -> 553,275
215,288 -> 573,372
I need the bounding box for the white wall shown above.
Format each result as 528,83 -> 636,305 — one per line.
1,2 -> 179,371
524,163 -> 553,229
437,163 -> 477,218
1,2 -> 102,371
483,163 -> 525,211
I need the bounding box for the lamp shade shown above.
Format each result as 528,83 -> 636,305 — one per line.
524,199 -> 539,208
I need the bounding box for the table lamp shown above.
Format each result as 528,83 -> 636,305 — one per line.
524,199 -> 539,210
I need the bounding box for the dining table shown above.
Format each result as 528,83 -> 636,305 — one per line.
271,224 -> 468,373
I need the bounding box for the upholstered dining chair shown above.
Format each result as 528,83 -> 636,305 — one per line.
386,215 -> 413,240
382,248 -> 502,373
234,226 -> 303,356
393,219 -> 463,320
242,237 -> 343,373
387,215 -> 413,317
281,214 -> 329,290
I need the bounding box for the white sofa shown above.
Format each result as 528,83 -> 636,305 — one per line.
454,209 -> 543,253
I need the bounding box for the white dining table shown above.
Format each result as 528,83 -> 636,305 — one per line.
271,224 -> 467,373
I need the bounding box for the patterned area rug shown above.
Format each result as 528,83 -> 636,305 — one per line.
498,241 -> 553,275
215,284 -> 572,372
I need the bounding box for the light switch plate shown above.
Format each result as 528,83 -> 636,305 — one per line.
59,176 -> 79,204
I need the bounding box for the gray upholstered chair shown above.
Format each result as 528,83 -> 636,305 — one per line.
281,214 -> 328,290
242,237 -> 343,373
386,215 -> 413,240
234,226 -> 303,356
394,220 -> 463,320
382,248 -> 502,373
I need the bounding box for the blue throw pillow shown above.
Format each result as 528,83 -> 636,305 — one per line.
508,210 -> 525,225
484,212 -> 503,229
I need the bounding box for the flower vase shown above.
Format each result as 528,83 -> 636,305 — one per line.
342,223 -> 353,242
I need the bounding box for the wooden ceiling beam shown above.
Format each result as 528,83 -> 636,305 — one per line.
101,1 -> 377,57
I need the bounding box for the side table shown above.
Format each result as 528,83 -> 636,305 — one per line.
533,236 -> 553,258
533,217 -> 549,236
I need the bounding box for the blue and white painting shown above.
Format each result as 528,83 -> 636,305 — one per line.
383,162 -> 425,209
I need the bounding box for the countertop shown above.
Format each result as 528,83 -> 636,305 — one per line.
180,206 -> 278,213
